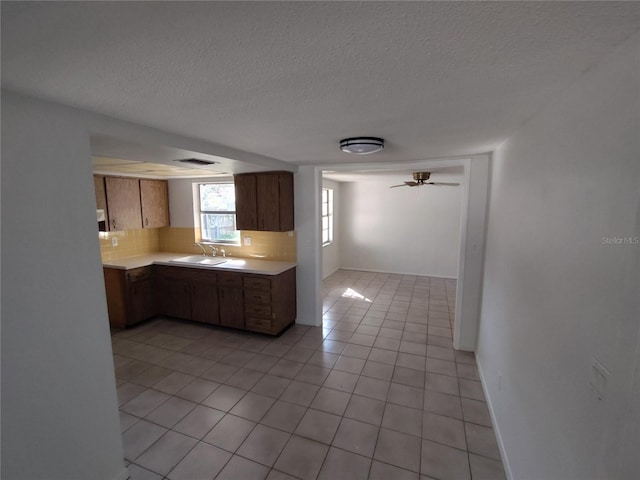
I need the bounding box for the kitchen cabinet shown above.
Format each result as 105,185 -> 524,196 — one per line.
234,174 -> 258,230
140,179 -> 169,228
218,272 -> 245,329
244,268 -> 296,335
234,171 -> 294,232
94,175 -> 110,231
154,266 -> 219,324
104,262 -> 295,335
104,177 -> 143,231
154,266 -> 191,320
103,266 -> 157,328
94,176 -> 170,231
188,270 -> 220,325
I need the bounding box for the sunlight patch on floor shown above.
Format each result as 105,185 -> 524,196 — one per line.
341,287 -> 372,302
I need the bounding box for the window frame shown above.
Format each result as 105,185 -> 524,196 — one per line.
198,182 -> 241,245
322,187 -> 334,247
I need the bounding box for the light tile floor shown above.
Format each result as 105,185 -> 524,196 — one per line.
114,269 -> 506,480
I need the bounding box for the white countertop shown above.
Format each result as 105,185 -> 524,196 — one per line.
103,252 -> 296,275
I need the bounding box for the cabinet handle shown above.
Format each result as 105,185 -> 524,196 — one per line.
145,217 -> 149,226
111,219 -> 117,229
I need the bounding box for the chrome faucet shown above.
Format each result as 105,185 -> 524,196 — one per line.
194,242 -> 207,256
220,248 -> 226,257
208,245 -> 218,257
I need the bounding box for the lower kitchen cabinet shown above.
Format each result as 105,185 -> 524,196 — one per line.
189,271 -> 220,325
244,268 -> 296,335
104,266 -> 157,328
217,272 -> 245,329
154,266 -> 219,325
154,266 -> 191,320
104,263 -> 295,335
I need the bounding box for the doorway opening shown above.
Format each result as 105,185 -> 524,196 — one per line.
296,155 -> 490,352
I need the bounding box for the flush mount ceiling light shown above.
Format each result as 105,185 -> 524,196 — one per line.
339,137 -> 384,155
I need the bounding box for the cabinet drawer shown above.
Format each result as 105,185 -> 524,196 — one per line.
245,304 -> 271,317
246,316 -> 272,333
244,276 -> 271,291
244,290 -> 271,304
127,267 -> 152,283
218,272 -> 243,287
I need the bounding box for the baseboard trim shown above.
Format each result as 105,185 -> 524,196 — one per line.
322,266 -> 340,279
476,358 -> 513,480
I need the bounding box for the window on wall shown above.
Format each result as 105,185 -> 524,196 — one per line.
199,183 -> 240,244
322,188 -> 333,246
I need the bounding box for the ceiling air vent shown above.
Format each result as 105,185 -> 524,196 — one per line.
175,158 -> 217,166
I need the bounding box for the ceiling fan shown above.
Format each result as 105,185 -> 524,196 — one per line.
390,172 -> 460,188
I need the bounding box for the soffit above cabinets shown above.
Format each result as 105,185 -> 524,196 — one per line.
92,156 -> 228,179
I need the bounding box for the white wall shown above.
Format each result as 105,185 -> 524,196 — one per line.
339,174 -> 462,277
321,178 -> 341,278
295,166 -> 322,326
0,91 -> 295,479
1,93 -> 127,479
477,32 -> 640,480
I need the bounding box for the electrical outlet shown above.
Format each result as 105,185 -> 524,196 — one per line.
111,237 -> 118,247
244,236 -> 251,246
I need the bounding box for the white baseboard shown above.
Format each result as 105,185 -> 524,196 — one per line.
476,359 -> 513,480
322,266 -> 340,279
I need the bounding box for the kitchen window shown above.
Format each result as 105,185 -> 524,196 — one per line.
199,183 -> 240,244
322,187 -> 333,246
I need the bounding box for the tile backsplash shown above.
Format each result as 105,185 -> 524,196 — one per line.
99,228 -> 161,262
100,227 -> 296,263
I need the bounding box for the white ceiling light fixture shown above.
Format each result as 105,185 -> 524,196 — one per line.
340,137 -> 384,155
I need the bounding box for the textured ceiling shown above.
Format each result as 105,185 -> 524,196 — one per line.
2,2 -> 638,166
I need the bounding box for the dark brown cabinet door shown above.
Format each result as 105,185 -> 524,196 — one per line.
234,174 -> 257,230
234,172 -> 293,232
191,281 -> 220,325
278,172 -> 294,231
94,175 -> 110,231
105,177 -> 142,231
128,277 -> 156,325
257,173 -> 280,231
219,286 -> 245,329
140,179 -> 169,228
156,275 -> 191,320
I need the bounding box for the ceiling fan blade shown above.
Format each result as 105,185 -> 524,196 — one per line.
390,181 -> 418,188
426,182 -> 460,186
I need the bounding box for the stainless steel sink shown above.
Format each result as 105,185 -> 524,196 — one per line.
169,255 -> 227,266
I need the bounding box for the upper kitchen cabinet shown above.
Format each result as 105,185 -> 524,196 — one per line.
94,175 -> 110,231
95,175 -> 170,231
104,176 -> 142,231
234,171 -> 294,232
140,179 -> 169,228
234,173 -> 258,230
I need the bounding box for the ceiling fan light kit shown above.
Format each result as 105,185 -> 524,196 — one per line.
340,137 -> 384,155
